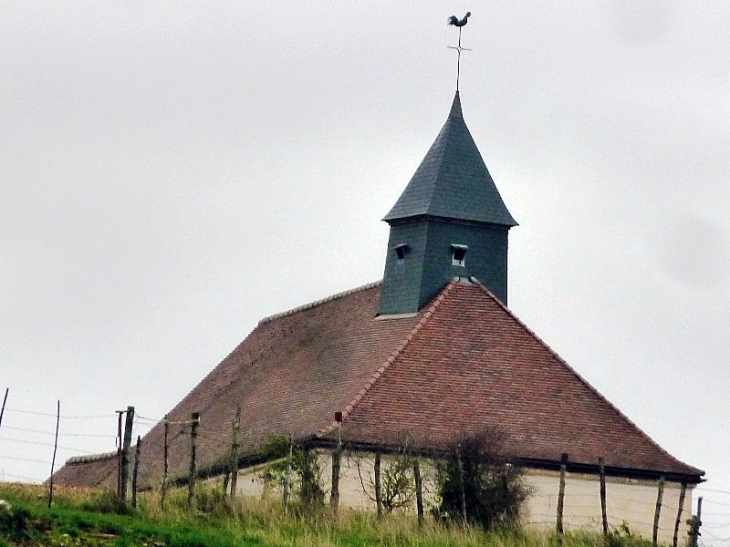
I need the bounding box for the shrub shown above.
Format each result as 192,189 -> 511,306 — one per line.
606,521 -> 653,547
0,500 -> 30,541
259,437 -> 325,515
79,488 -> 128,514
194,485 -> 233,517
434,429 -> 530,530
380,453 -> 415,513
353,449 -> 415,513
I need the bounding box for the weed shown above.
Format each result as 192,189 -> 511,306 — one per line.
0,482 -> 660,547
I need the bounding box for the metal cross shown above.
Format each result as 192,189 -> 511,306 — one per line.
448,16 -> 472,92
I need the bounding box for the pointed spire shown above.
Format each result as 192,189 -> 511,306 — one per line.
383,93 -> 516,227
379,94 -> 517,314
449,91 -> 464,119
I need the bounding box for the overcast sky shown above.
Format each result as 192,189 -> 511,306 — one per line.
1,1 -> 729,543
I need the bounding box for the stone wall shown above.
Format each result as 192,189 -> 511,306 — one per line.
228,450 -> 694,543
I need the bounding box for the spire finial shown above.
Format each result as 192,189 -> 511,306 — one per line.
447,12 -> 472,92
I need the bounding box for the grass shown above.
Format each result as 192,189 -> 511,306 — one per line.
0,483 -> 651,547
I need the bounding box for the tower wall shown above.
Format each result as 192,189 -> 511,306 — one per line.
379,219 -> 429,315
379,217 -> 509,315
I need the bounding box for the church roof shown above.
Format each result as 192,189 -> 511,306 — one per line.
54,281 -> 701,488
383,93 -> 517,227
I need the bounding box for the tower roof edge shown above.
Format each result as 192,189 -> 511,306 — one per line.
383,93 -> 516,227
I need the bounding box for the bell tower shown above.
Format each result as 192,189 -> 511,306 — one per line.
378,92 -> 517,315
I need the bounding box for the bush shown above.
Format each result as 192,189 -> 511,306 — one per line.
79,488 -> 128,514
194,485 -> 233,517
434,429 -> 530,530
260,437 -> 326,515
0,500 -> 30,541
605,521 -> 652,547
352,449 -> 415,513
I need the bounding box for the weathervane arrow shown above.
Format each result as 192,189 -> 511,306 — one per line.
447,11 -> 472,92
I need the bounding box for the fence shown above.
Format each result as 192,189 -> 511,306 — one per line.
0,393 -> 724,546
0,390 -> 154,493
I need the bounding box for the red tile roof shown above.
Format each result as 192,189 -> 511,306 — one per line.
53,280 -> 701,488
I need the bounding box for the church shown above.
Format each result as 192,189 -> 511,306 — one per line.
54,90 -> 702,541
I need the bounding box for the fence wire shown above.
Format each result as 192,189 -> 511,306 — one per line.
1,394 -> 725,546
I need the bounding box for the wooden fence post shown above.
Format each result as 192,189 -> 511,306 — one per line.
188,412 -> 200,509
688,496 -> 702,547
120,406 -> 135,505
653,477 -> 665,547
0,388 -> 9,435
556,453 -> 568,544
229,406 -> 241,498
132,436 -> 141,509
672,483 -> 687,547
456,445 -> 467,523
116,410 -> 124,500
47,400 -> 60,508
223,466 -> 230,496
283,433 -> 293,505
330,412 -> 343,513
599,457 -> 608,536
413,458 -> 424,526
161,415 -> 169,510
374,450 -> 383,519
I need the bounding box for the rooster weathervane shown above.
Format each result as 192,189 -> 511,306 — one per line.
448,12 -> 471,92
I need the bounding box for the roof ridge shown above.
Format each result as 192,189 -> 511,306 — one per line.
468,277 -> 702,475
258,281 -> 381,326
65,451 -> 117,465
317,281 -> 458,438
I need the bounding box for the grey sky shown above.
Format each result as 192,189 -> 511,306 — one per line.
1,2 -> 729,542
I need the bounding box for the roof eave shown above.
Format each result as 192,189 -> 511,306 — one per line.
308,437 -> 703,484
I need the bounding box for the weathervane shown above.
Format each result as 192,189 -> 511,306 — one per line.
447,12 -> 471,92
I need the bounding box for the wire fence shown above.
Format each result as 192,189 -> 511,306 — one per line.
691,486 -> 730,547
0,391 -> 121,486
1,392 -> 727,546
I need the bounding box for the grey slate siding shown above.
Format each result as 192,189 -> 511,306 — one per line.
379,219 -> 430,315
383,93 -> 517,227
420,219 -> 508,306
380,217 -> 509,314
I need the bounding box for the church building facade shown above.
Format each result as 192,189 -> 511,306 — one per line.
54,92 -> 703,542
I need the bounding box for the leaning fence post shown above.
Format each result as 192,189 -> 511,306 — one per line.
672,482 -> 687,547
132,436 -> 141,509
374,450 -> 383,519
330,412 -> 343,513
413,458 -> 424,526
47,400 -> 60,508
456,445 -> 467,523
653,477 -> 665,547
556,453 -> 568,544
161,415 -> 169,510
284,433 -> 293,506
188,412 -> 200,509
0,388 -> 9,436
120,406 -> 135,505
599,457 -> 608,536
116,410 -> 124,500
229,406 -> 241,498
688,496 -> 702,547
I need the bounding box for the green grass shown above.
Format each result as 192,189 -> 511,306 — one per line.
0,483 -> 651,547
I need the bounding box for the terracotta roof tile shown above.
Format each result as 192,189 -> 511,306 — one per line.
340,280 -> 700,478
54,280 -> 701,487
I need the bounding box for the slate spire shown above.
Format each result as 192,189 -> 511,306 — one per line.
384,92 -> 516,227
379,93 -> 517,315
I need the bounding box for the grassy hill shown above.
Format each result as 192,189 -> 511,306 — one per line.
0,483 -> 651,547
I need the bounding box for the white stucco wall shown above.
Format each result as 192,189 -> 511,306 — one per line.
229,451 -> 694,544
525,469 -> 694,543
